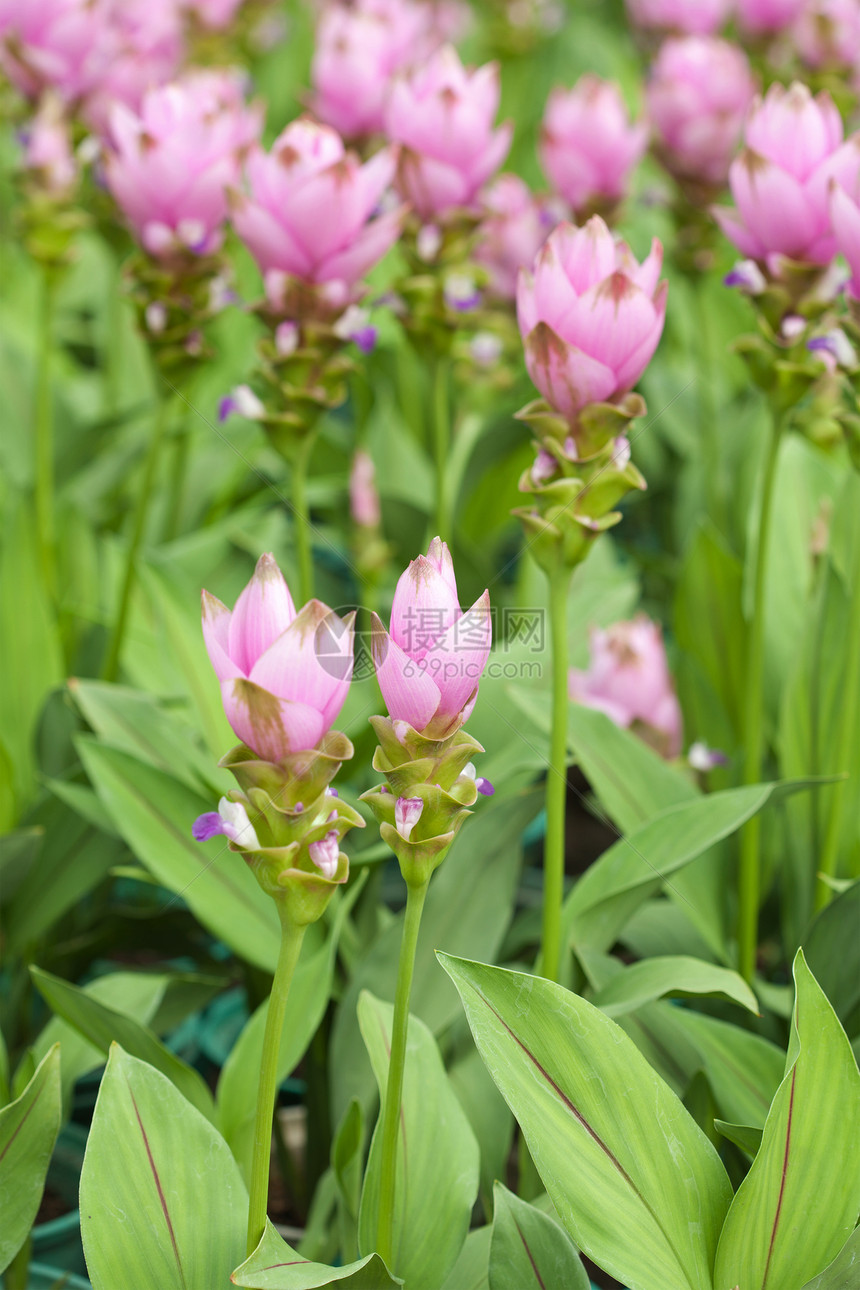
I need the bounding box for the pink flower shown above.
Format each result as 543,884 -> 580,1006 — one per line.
82,0 -> 185,132
736,0 -> 806,32
232,118 -> 403,304
311,0 -> 442,140
202,553 -> 354,762
647,38 -> 756,189
713,82 -> 860,268
104,73 -> 262,260
569,616 -> 683,759
183,0 -> 245,29
350,449 -> 381,528
539,77 -> 647,217
517,217 -> 667,422
474,174 -> 562,300
20,92 -> 76,194
383,45 -> 512,219
0,0 -> 113,104
830,183 -> 860,296
793,0 -> 860,70
624,0 -> 732,34
371,537 -> 491,738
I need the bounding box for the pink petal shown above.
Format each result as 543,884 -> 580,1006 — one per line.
371,615 -> 442,731
249,600 -> 353,727
232,197 -> 313,277
524,322 -> 617,418
316,206 -> 404,285
421,589 -> 492,723
227,554 -> 296,675
730,150 -> 818,260
711,205 -> 767,259
398,150 -> 471,217
555,218 -> 618,294
390,554 -> 461,660
831,183 -> 860,283
202,590 -> 241,682
221,678 -> 326,760
561,274 -> 663,379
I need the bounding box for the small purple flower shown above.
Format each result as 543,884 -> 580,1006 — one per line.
334,305 -> 377,353
444,272 -> 481,313
395,796 -> 423,841
460,762 -> 494,796
275,320 -> 299,356
219,384 -> 266,423
308,829 -> 340,878
723,259 -> 766,294
192,797 -> 260,849
688,741 -> 730,772
808,328 -> 857,368
326,786 -> 339,798
531,448 -> 558,486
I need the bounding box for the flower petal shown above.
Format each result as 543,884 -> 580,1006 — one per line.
227,553 -> 297,675
371,615 -> 442,731
221,677 -> 326,760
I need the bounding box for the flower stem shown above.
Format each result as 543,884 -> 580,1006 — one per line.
247,915 -> 307,1257
101,394 -> 172,682
432,357 -> 452,541
541,565 -> 572,984
291,432 -> 315,605
34,267 -> 56,603
737,414 -> 782,982
815,556 -> 860,909
376,878 -> 429,1269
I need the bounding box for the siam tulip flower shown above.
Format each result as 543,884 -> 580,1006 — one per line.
517,217 -> 667,423
569,616 -> 683,758
736,0 -> 806,32
350,449 -> 381,528
474,173 -> 562,301
371,537 -> 491,738
713,82 -> 860,270
539,77 -> 647,218
201,552 -> 354,762
792,0 -> 860,70
624,0 -> 733,34
311,0 -> 443,140
232,118 -> 403,309
830,184 -> 860,297
383,45 -> 513,220
646,37 -> 756,190
19,92 -> 76,194
103,74 -> 262,261
0,0 -> 113,104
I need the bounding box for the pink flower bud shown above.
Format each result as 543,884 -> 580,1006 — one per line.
20,93 -> 76,194
793,0 -> 860,70
624,0 -> 732,34
517,217 -> 667,422
395,796 -> 423,841
309,829 -> 340,878
232,118 -> 403,301
383,45 -> 513,219
569,616 -> 683,759
474,173 -> 561,301
201,553 -> 354,761
350,449 -> 381,528
540,77 -> 647,217
311,0 -> 444,140
372,537 -> 492,737
646,38 -> 756,189
104,74 -> 262,261
831,183 -> 860,296
713,81 -> 860,269
737,0 -> 806,33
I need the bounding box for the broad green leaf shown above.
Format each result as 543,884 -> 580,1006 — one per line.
357,992 -> 480,1290
232,1221 -> 401,1288
80,1045 -> 246,1290
440,955 -> 731,1290
715,952 -> 860,1290
489,1184 -> 589,1290
801,1228 -> 860,1290
666,1008 -> 784,1129
31,966 -> 215,1121
562,781 -> 814,955
0,1046 -> 61,1273
804,880 -> 860,1031
714,1121 -> 763,1158
77,737 -> 280,970
440,1227 -> 491,1290
591,956 -> 759,1018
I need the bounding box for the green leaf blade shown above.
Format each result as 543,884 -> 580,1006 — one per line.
0,1046 -> 61,1273
489,1184 -> 589,1290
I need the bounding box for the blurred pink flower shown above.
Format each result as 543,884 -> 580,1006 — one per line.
20,92 -> 76,193
713,81 -> 860,267
350,448 -> 382,527
183,0 -> 246,29
517,217 -> 667,422
736,0 -> 806,32
371,537 -> 491,738
646,37 -> 756,189
539,76 -> 647,217
82,0 -> 185,131
474,173 -> 562,300
793,0 -> 860,70
202,553 -> 354,761
232,117 -> 403,304
625,0 -> 732,34
311,0 -> 442,140
830,184 -> 860,296
569,616 -> 683,759
0,0 -> 113,104
383,45 -> 512,219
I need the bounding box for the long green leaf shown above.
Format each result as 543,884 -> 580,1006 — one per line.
714,952 -> 860,1290
664,1008 -> 784,1129
592,956 -> 759,1019
440,1228 -> 491,1290
489,1183 -> 589,1290
77,737 -> 280,970
440,955 -> 731,1290
232,1221 -> 401,1288
804,880 -> 860,1031
357,992 -> 479,1290
31,966 -> 215,1121
801,1228 -> 860,1290
0,1046 -> 61,1273
80,1045 -> 246,1290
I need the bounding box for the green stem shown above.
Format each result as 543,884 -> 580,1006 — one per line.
815,558 -> 860,908
737,415 -> 783,982
541,565 -> 573,984
34,268 -> 56,603
247,916 -> 307,1257
291,433 -> 315,605
432,358 -> 452,541
101,395 -> 171,682
376,879 -> 429,1269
